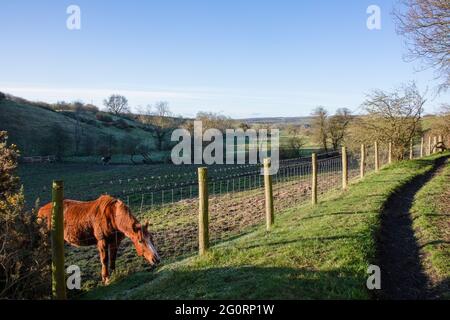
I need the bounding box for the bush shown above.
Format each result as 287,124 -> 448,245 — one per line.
113,119 -> 131,130
279,147 -> 302,159
0,92 -> 5,101
83,104 -> 99,113
0,131 -> 50,299
96,112 -> 113,123
85,119 -> 98,126
53,101 -> 99,114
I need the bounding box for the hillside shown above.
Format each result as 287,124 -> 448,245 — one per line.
0,98 -> 158,158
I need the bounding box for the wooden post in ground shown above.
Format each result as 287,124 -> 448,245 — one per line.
360,144 -> 365,178
420,137 -> 424,158
342,146 -> 348,189
51,180 -> 66,300
374,141 -> 379,172
438,135 -> 443,152
388,142 -> 392,164
198,167 -> 209,255
409,140 -> 414,160
311,153 -> 318,205
263,158 -> 274,231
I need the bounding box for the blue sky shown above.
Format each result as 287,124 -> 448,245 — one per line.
0,0 -> 448,118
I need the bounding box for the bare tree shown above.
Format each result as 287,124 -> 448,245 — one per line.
395,0 -> 450,92
45,124 -> 70,160
196,111 -> 235,133
311,107 -> 329,151
283,124 -> 305,158
73,101 -> 83,154
328,108 -> 352,150
103,95 -> 130,114
121,136 -> 142,164
358,82 -> 425,159
430,103 -> 450,143
138,101 -> 175,151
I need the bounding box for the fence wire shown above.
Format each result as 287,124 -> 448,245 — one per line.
28,145 -> 425,286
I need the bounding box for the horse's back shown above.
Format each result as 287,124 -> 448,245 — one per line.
37,199 -> 98,227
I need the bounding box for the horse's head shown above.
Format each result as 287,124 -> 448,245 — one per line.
108,198 -> 161,266
132,221 -> 161,266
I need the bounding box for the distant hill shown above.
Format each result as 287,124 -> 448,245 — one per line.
0,98 -> 162,158
241,116 -> 313,126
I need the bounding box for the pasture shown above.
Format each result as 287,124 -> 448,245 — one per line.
19,151 -> 348,292
16,139 -> 447,298
82,153 -> 449,299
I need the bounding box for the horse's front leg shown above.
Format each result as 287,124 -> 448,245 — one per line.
108,238 -> 121,273
97,239 -> 109,284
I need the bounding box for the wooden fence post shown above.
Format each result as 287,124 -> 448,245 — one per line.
311,153 -> 317,205
388,142 -> 392,164
438,135 -> 443,152
198,167 -> 209,255
360,144 -> 365,178
342,146 -> 348,189
263,158 -> 274,231
374,141 -> 379,172
51,180 -> 66,300
409,140 -> 413,160
420,137 -> 424,158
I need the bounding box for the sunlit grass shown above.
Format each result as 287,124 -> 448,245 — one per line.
81,153 -> 448,299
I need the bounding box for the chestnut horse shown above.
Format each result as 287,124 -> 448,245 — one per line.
37,195 -> 160,283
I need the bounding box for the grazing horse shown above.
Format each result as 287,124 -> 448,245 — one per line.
37,195 -> 160,284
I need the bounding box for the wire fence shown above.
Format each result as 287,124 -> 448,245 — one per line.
29,142 -> 432,287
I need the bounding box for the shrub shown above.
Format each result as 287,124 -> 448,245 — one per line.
85,119 -> 98,126
113,119 -> 130,130
84,104 -> 99,113
0,131 -> 50,299
96,112 -> 113,123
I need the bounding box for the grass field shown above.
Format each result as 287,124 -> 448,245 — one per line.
410,158 -> 450,297
62,157 -> 351,295
0,99 -> 158,157
18,149 -> 332,208
80,153 -> 448,299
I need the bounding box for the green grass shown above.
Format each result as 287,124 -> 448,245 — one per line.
81,153 -> 449,300
410,158 -> 450,295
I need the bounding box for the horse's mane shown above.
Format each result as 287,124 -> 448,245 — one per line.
97,195 -> 139,236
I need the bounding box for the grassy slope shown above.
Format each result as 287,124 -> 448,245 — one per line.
410,158 -> 449,293
83,153 -> 448,300
0,99 -> 156,156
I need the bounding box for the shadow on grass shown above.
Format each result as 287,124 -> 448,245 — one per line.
81,266 -> 369,300
300,210 -> 376,221
240,234 -> 367,250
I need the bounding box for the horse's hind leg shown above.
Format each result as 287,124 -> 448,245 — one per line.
97,239 -> 110,284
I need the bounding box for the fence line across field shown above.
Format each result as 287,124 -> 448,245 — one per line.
46,137 -> 440,297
